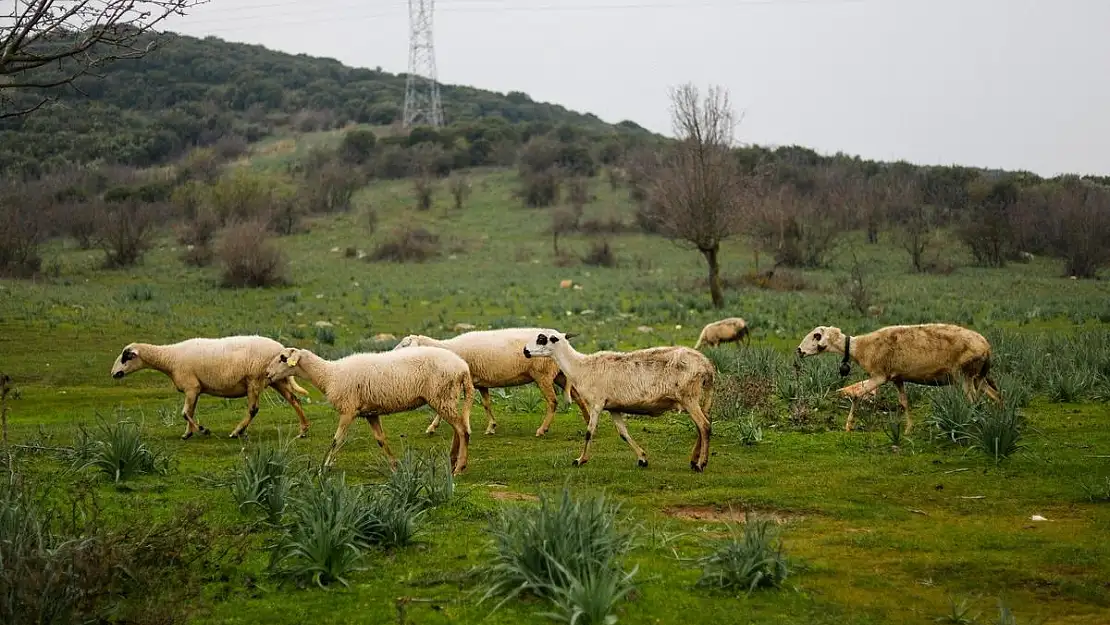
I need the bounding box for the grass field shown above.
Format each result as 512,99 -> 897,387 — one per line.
2,162 -> 1110,624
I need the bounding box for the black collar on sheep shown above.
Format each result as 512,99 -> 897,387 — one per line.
839,335 -> 852,377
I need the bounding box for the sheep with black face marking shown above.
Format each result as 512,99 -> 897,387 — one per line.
795,323 -> 1002,434
265,345 -> 475,474
393,328 -> 590,437
522,330 -> 715,471
109,335 -> 311,440
694,317 -> 750,349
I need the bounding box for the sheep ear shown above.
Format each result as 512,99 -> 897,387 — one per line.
564,333 -> 578,340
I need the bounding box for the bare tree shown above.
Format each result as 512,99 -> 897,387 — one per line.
882,175 -> 934,272
640,83 -> 754,308
1,1 -> 208,119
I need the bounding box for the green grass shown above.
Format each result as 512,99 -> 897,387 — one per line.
2,161 -> 1110,624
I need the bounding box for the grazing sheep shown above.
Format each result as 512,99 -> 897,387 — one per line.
694,317 -> 751,349
795,323 -> 1002,434
265,345 -> 475,474
393,328 -> 591,437
522,330 -> 716,471
109,336 -> 311,440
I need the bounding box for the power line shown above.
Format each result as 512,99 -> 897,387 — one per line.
171,0 -> 869,32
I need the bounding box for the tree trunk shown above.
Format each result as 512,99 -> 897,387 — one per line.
701,246 -> 724,309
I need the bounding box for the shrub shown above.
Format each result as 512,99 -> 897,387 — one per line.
230,435 -> 304,525
71,418 -> 170,483
971,400 -> 1026,463
96,199 -> 159,269
519,168 -> 562,208
413,175 -> 435,211
0,196 -> 45,278
58,202 -> 98,249
480,486 -> 637,624
340,128 -> 378,164
369,226 -> 442,263
449,173 -> 471,210
300,161 -> 362,214
217,221 -> 290,288
695,516 -> 791,596
582,239 -> 617,267
926,386 -> 979,445
739,267 -> 807,291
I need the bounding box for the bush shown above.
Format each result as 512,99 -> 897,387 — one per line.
413,175 -> 435,211
230,435 -> 304,525
0,197 -> 45,278
582,239 -> 617,267
480,487 -> 637,624
695,516 -> 791,595
217,221 -> 290,288
300,161 -> 362,214
369,226 -> 442,263
71,418 -> 170,483
519,169 -> 562,208
340,128 -> 378,164
449,173 -> 471,210
95,199 -> 159,269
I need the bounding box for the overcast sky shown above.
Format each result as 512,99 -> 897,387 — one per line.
165,0 -> 1109,177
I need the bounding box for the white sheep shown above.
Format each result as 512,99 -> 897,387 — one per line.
694,317 -> 751,349
795,323 -> 1002,434
265,345 -> 475,474
393,328 -> 590,437
109,335 -> 311,440
522,330 -> 716,471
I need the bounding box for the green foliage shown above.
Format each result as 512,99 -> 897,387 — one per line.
971,401 -> 1027,463
695,517 -> 792,596
230,435 -> 304,525
71,417 -> 169,483
480,486 -> 637,624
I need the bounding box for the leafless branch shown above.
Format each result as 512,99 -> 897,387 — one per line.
1,0 -> 208,119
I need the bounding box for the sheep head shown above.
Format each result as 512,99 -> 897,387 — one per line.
796,326 -> 844,358
110,344 -> 145,379
522,331 -> 578,359
267,347 -> 304,382
392,335 -> 425,350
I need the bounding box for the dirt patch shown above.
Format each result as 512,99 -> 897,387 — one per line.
663,505 -> 802,525
487,487 -> 538,502
255,138 -> 297,157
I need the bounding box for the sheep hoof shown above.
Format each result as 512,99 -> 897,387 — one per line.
424,428 -> 437,436
535,429 -> 547,437
181,432 -> 193,440
199,426 -> 211,436
484,427 -> 497,435
637,458 -> 648,468
572,458 -> 585,467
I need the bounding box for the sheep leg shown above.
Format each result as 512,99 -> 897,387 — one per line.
610,413 -> 648,468
424,413 -> 441,435
894,380 -> 913,435
273,381 -> 311,438
228,383 -> 263,439
573,403 -> 605,467
365,415 -> 398,470
324,412 -> 358,468
179,388 -> 208,440
839,376 -> 887,431
478,387 -> 497,435
534,376 -> 560,437
429,394 -> 469,474
683,397 -> 712,472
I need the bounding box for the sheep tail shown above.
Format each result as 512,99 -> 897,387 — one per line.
289,377 -> 310,397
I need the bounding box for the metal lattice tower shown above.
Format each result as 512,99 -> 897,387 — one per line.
402,0 -> 444,128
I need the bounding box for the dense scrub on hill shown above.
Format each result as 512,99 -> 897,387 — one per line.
0,29 -> 654,175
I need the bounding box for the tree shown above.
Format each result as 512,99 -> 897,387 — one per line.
640,83 -> 753,308
1,0 -> 208,119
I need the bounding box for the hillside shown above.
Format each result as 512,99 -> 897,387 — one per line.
0,30 -> 653,175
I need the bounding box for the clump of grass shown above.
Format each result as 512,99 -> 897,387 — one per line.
971,400 -> 1026,463
934,594 -> 979,624
736,414 -> 764,446
230,435 -> 304,525
1079,475 -> 1110,503
927,386 -> 979,446
882,412 -> 905,447
72,418 -> 169,483
480,486 -> 637,625
314,325 -> 336,345
695,516 -> 791,596
268,472 -> 371,588
376,447 -> 455,511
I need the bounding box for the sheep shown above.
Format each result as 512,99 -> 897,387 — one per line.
522,330 -> 716,471
795,323 -> 1002,434
393,328 -> 591,437
109,335 -> 311,440
265,345 -> 475,474
694,317 -> 751,349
